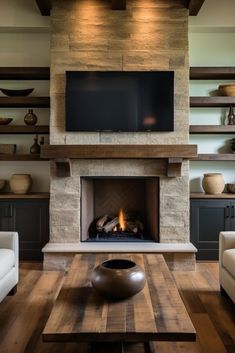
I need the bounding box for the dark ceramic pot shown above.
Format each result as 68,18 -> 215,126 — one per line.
91,259 -> 146,300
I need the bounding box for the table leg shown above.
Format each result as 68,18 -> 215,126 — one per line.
144,342 -> 155,353
90,341 -> 125,353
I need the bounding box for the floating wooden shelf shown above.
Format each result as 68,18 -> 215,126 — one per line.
190,97 -> 235,107
190,125 -> 235,134
0,192 -> 50,199
190,67 -> 235,80
0,67 -> 50,80
191,154 -> 235,161
0,125 -> 49,134
0,154 -> 49,161
0,97 -> 50,108
190,192 -> 235,199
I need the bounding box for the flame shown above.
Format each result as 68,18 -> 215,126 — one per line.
119,208 -> 126,231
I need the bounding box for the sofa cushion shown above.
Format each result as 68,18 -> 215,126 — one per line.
223,249 -> 235,278
0,249 -> 15,281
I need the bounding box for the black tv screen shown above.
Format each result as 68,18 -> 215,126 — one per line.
66,71 -> 174,132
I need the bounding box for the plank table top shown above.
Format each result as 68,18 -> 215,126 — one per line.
43,253 -> 196,344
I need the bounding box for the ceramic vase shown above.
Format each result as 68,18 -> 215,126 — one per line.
202,173 -> 225,194
10,174 -> 32,194
24,109 -> 37,126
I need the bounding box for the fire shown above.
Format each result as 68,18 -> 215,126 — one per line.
118,208 -> 126,231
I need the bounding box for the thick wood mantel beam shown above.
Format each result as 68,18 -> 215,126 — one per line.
188,0 -> 205,16
35,0 -> 51,16
41,144 -> 197,178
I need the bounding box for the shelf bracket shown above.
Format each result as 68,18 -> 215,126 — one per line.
55,159 -> 71,178
167,158 -> 183,177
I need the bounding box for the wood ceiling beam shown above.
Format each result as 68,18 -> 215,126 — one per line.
111,0 -> 126,10
35,0 -> 52,16
188,0 -> 205,16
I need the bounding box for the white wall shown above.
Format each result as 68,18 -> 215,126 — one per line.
189,32 -> 235,192
0,0 -> 50,192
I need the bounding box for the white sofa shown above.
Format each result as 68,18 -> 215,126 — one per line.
0,232 -> 19,303
219,231 -> 235,303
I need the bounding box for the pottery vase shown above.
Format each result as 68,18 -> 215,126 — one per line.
24,109 -> 37,126
30,135 -> 40,154
227,105 -> 235,125
10,174 -> 32,194
91,258 -> 146,299
202,173 -> 225,194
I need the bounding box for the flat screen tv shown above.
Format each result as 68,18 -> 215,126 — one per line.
66,71 -> 174,132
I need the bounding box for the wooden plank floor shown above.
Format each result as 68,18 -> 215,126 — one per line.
0,262 -> 234,353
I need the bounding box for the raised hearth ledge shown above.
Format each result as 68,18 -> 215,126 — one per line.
42,242 -> 197,272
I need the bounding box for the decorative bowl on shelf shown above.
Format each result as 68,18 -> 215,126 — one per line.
226,183 -> 235,193
0,88 -> 34,97
219,84 -> 235,97
0,118 -> 13,125
91,258 -> 146,300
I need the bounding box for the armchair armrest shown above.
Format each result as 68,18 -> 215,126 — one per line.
0,232 -> 19,268
219,231 -> 235,281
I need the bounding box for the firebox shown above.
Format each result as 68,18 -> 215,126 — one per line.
81,177 -> 159,242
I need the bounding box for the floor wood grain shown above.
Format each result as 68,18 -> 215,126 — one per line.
0,261 -> 234,353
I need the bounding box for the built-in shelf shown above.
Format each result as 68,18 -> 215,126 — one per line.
0,192 -> 50,199
190,97 -> 235,107
0,125 -> 49,134
190,67 -> 235,80
0,97 -> 50,108
190,125 -> 235,134
0,154 -> 49,161
191,154 -> 235,161
0,67 -> 50,80
190,192 -> 235,199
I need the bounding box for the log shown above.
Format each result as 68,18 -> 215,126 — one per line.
103,217 -> 119,233
96,215 -> 109,231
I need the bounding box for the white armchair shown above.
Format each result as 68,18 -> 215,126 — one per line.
219,231 -> 235,303
0,232 -> 19,303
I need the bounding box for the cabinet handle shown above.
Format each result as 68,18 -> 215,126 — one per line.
232,205 -> 235,218
226,206 -> 230,218
8,205 -> 13,217
4,207 -> 8,217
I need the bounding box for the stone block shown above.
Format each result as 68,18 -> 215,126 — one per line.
50,225 -> 80,243
50,209 -> 79,227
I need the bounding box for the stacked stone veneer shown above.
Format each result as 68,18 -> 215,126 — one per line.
49,0 -> 190,246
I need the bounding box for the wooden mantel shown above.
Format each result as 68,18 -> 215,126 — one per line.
35,0 -> 205,15
41,144 -> 197,178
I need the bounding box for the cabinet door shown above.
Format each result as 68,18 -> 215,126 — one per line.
0,201 -> 10,230
8,200 -> 49,260
190,200 -> 230,260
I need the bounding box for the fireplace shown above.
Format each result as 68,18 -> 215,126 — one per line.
81,177 -> 159,242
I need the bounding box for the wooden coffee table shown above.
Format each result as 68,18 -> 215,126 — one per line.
43,254 -> 196,353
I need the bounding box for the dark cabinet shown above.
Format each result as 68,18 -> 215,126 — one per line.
0,199 -> 49,260
190,199 -> 235,260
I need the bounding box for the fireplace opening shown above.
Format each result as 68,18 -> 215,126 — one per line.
81,177 -> 159,242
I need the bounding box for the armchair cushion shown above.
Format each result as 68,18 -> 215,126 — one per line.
0,249 -> 15,280
223,249 -> 235,278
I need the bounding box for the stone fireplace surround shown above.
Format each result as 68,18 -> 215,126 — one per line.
43,0 -> 197,270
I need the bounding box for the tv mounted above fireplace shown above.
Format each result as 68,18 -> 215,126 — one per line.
66,71 -> 174,132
